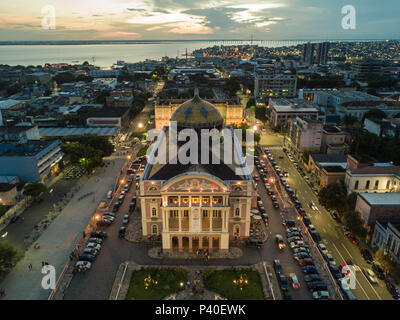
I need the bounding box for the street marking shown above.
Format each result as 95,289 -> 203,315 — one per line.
341,243 -> 353,259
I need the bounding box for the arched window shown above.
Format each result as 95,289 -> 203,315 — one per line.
235,208 -> 240,217
151,207 -> 157,217
152,224 -> 158,235
365,180 -> 370,190
386,180 -> 391,189
354,180 -> 359,190
374,180 -> 379,190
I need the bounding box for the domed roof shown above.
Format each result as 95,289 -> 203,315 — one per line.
170,91 -> 223,129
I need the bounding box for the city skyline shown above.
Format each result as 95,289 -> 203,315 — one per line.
0,0 -> 400,41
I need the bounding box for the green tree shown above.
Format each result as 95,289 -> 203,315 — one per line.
224,77 -> 241,97
23,182 -> 47,200
343,210 -> 368,240
52,72 -> 75,85
318,182 -> 349,214
95,90 -> 111,104
0,241 -> 18,276
362,108 -> 387,122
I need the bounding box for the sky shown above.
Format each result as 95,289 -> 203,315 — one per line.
0,0 -> 399,41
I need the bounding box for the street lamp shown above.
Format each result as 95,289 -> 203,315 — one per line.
269,177 -> 275,184
138,122 -> 144,129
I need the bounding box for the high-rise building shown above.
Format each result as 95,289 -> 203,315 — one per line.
315,42 -> 330,65
302,42 -> 315,64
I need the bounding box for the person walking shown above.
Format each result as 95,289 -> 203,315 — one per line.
28,263 -> 32,270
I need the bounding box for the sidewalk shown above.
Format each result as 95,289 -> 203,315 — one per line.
0,152 -> 127,300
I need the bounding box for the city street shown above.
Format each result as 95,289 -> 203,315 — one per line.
268,146 -> 393,300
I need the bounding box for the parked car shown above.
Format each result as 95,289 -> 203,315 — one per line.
102,215 -> 115,222
298,258 -> 314,267
297,208 -> 306,217
278,274 -> 289,291
83,248 -> 98,256
308,224 -> 316,233
313,291 -> 330,300
304,274 -> 322,282
347,234 -> 359,245
302,265 -> 318,274
88,237 -> 103,244
103,212 -> 117,218
273,201 -> 280,209
273,260 -> 283,274
123,214 -> 130,224
329,264 -> 343,280
289,273 -> 300,289
119,226 -> 126,238
372,263 -> 385,280
361,249 -> 374,264
287,231 -> 302,238
75,261 -> 91,270
97,219 -> 112,226
282,219 -> 296,227
325,254 -> 336,265
288,236 -> 302,243
386,280 -> 400,299
86,243 -> 101,251
290,240 -> 305,248
90,230 -> 107,239
310,231 -> 321,242
302,216 -> 311,226
294,253 -> 312,261
112,203 -> 120,212
79,253 -> 96,262
307,281 -> 327,291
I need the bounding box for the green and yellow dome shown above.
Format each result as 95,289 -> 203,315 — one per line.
170,90 -> 223,129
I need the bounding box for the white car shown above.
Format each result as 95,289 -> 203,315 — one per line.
102,215 -> 115,222
123,215 -> 129,224
86,243 -> 101,251
318,243 -> 328,256
308,224 -> 316,233
309,201 -> 318,210
75,261 -> 92,270
313,291 -> 330,300
364,268 -> 378,284
290,240 -> 305,248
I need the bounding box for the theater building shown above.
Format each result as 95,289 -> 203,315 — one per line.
139,92 -> 253,252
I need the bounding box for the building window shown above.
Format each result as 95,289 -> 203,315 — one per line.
213,210 -> 221,218
181,196 -> 189,205
374,180 -> 379,190
170,210 -> 179,218
212,196 -> 223,205
192,197 -> 200,205
386,180 -> 391,189
202,196 -> 210,205
235,208 -> 240,217
183,210 -> 189,218
354,180 -> 359,190
151,207 -> 157,217
202,210 -> 209,217
168,196 -> 179,205
152,224 -> 158,235
365,180 -> 370,190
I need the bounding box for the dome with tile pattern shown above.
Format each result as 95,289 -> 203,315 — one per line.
170,90 -> 223,129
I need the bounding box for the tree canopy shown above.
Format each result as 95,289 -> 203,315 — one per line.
0,241 -> 18,276
23,182 -> 47,199
343,210 -> 368,240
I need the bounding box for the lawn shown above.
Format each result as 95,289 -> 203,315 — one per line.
203,268 -> 265,300
126,268 -> 187,300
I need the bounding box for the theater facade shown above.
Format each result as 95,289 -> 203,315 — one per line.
139,92 -> 254,252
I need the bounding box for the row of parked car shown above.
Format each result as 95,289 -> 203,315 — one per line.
75,230 -> 108,271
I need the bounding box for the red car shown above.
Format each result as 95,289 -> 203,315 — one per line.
347,234 -> 359,244
298,258 -> 314,266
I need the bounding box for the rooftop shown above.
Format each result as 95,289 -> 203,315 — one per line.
359,192 -> 400,206
311,153 -> 348,163
86,107 -> 129,118
39,127 -> 120,137
323,125 -> 342,133
0,140 -> 58,157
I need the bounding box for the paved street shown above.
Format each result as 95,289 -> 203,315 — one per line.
0,150 -> 128,300
269,146 -> 393,300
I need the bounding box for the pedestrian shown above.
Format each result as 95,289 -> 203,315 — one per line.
28,263 -> 32,270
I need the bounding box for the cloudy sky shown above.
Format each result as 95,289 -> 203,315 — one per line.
0,0 -> 399,41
